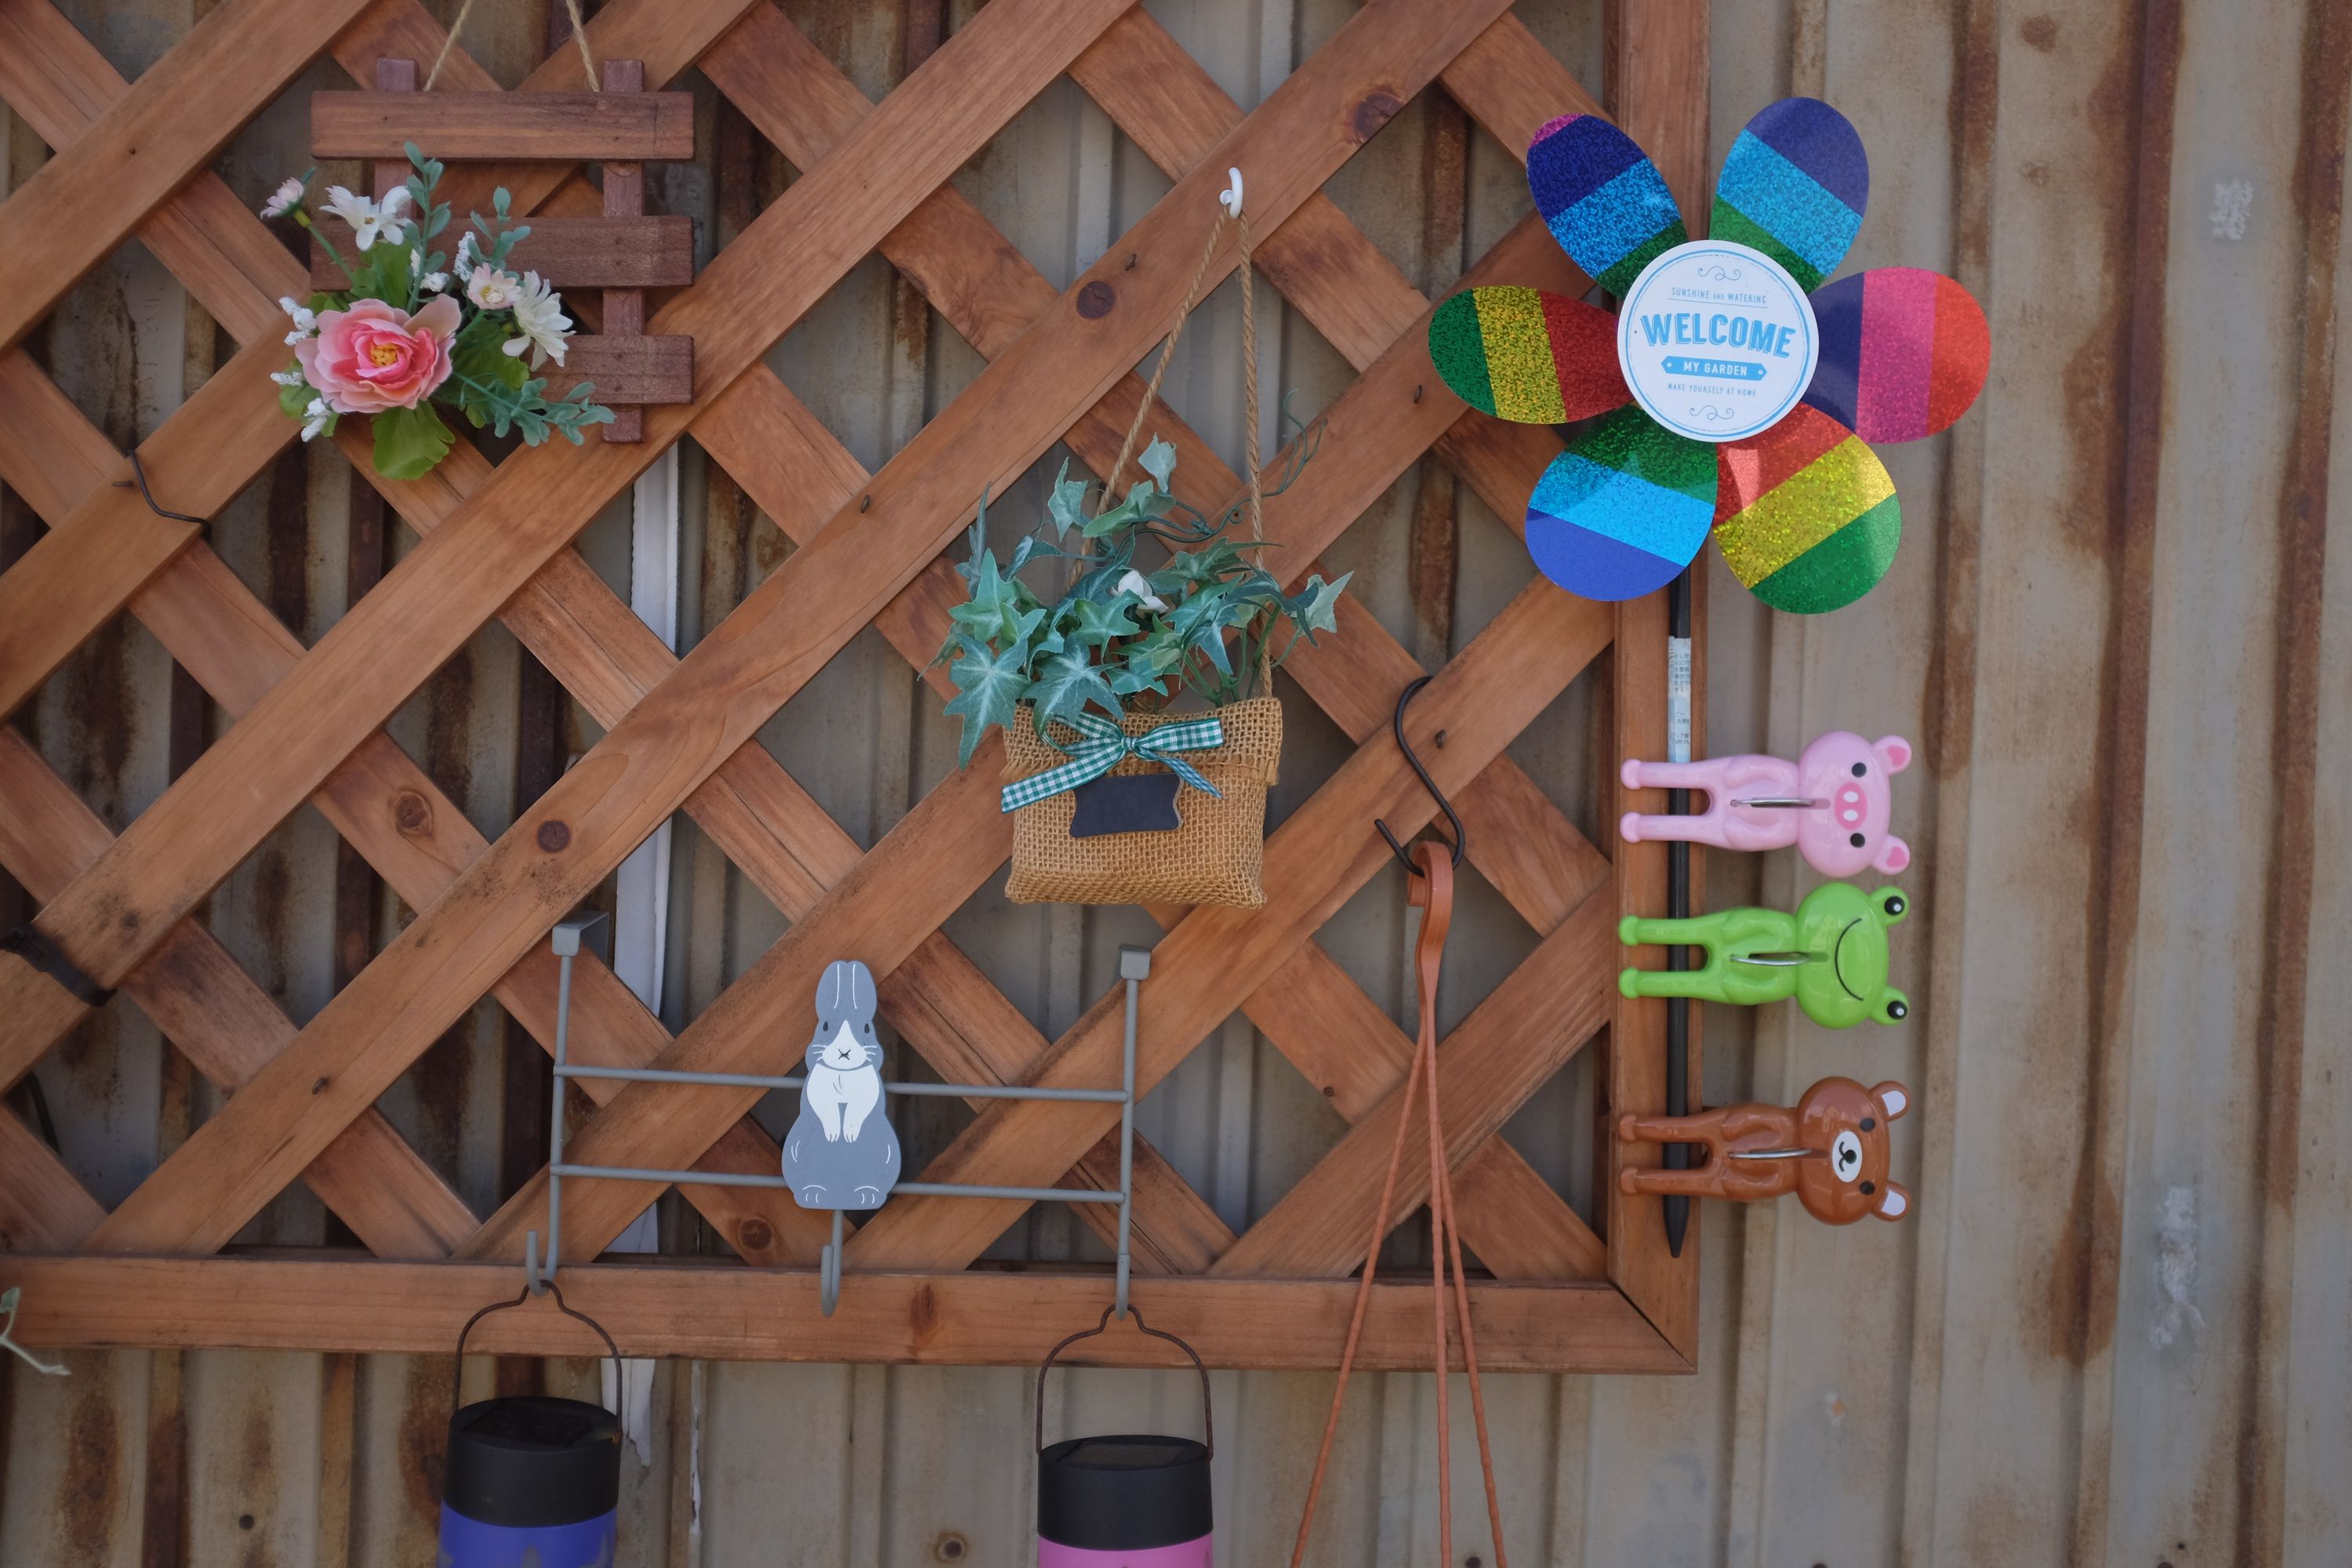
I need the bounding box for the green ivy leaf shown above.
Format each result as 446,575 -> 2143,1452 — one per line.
1138,436 -> 1176,493
1065,594 -> 1141,651
277,376 -> 313,420
370,404 -> 454,481
1044,459 -> 1090,539
943,636 -> 1030,768
1286,571 -> 1352,641
1028,648 -> 1121,735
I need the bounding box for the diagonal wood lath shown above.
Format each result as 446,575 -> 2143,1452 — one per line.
0,0 -> 1221,1275
71,0 -> 1530,1260
0,0 -> 1703,1370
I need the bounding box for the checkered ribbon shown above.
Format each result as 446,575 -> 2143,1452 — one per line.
999,712 -> 1226,813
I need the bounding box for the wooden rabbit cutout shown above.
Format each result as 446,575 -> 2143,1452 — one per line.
782,960 -> 901,1210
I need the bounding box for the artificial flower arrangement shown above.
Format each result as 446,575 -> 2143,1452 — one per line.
936,415 -> 1347,907
260,146 -> 612,478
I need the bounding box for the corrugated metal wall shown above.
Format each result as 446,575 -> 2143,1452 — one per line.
2,0 -> 2346,1562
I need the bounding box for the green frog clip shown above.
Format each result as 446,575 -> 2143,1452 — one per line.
1617,881 -> 1911,1028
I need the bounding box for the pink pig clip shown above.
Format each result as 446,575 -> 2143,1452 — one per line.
1621,731 -> 1914,878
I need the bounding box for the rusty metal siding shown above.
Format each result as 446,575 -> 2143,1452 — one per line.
2,0 -> 2347,1563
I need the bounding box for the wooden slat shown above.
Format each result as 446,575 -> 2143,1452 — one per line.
0,729 -> 477,1259
0,952 -> 95,1096
28,0 -> 1132,999
310,89 -> 695,160
562,333 -> 693,405
1602,0 -> 1708,1363
308,214 -> 693,290
0,0 -> 377,352
0,1110 -> 106,1250
598,55 -> 653,442
0,1256 -> 1688,1373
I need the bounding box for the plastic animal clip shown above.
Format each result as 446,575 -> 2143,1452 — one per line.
1618,881 -> 1911,1027
1617,1076 -> 1911,1223
1620,731 -> 1913,879
783,960 -> 901,1210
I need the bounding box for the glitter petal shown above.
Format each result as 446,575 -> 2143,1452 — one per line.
1427,286 -> 1629,423
1527,406 -> 1715,601
1710,99 -> 1868,291
1528,114 -> 1686,296
1803,267 -> 1990,443
1714,407 -> 1900,613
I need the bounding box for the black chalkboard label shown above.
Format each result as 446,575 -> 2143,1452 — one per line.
1069,774 -> 1184,837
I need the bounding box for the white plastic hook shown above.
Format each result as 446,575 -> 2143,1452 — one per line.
1220,166 -> 1243,219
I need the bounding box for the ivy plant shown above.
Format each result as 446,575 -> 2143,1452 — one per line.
935,406 -> 1348,767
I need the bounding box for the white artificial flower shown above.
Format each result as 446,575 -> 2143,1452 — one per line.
419,270 -> 449,294
321,183 -> 411,250
502,270 -> 572,368
299,398 -> 331,443
269,368 -> 304,387
279,295 -> 315,345
260,176 -> 305,218
1114,568 -> 1171,614
410,247 -> 424,272
466,264 -> 523,311
454,232 -> 480,274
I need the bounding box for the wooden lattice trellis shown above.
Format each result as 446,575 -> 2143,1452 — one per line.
0,0 -> 1708,1374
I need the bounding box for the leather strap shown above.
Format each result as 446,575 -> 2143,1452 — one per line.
1290,840 -> 1508,1567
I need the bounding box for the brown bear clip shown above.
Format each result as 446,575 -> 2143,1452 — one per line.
1615,1076 -> 1911,1224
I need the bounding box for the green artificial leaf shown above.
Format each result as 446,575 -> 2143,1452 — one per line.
1028,648 -> 1121,735
948,546 -> 1022,648
1108,638 -> 1183,697
1286,571 -> 1353,641
277,376 -> 313,420
370,403 -> 454,480
1138,436 -> 1176,493
1082,480 -> 1158,538
1065,594 -> 1141,651
1044,459 -> 1090,539
943,636 -> 1030,768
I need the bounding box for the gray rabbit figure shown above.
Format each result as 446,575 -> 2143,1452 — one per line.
782,959 -> 901,1210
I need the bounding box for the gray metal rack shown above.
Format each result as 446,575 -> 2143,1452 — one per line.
526,916 -> 1152,1316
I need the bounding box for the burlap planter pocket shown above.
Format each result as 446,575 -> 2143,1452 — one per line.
1003,697 -> 1283,907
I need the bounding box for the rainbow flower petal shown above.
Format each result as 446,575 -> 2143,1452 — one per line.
1527,114 -> 1686,296
1714,406 -> 1900,614
1427,286 -> 1630,423
1709,98 -> 1868,291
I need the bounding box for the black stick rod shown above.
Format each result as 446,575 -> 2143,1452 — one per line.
1664,568 -> 1693,1257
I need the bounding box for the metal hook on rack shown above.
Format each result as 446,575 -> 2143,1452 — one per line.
1374,676 -> 1465,876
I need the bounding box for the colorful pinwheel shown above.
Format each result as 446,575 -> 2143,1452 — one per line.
1428,99 -> 1989,614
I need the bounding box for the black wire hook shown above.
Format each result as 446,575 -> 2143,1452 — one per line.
110,451 -> 206,525
1374,675 -> 1465,876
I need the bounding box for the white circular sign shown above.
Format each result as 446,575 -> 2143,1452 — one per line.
1614,239 -> 1820,444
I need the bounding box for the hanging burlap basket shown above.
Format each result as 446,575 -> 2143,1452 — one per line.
1003,698 -> 1283,907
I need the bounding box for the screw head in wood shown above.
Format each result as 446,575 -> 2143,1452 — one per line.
1076,281 -> 1116,319
537,821 -> 572,852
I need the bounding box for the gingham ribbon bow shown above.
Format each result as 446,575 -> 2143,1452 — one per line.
1000,712 -> 1226,813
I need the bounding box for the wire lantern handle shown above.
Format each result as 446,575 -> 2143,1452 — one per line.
451,1279 -> 624,1416
1036,1303 -> 1213,1459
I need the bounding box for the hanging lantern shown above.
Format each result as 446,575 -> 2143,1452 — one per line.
1036,1307 -> 1214,1566
440,1287 -> 624,1568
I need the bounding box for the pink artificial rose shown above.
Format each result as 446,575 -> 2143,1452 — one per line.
296,295 -> 460,415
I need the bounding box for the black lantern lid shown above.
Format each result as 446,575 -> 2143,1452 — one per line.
444,1396 -> 621,1529
1037,1433 -> 1212,1550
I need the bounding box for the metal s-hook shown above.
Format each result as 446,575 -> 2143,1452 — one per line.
1374,676 -> 1465,877
111,450 -> 206,526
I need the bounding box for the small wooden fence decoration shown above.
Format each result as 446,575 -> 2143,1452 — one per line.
0,0 -> 1707,1374
309,54 -> 698,440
